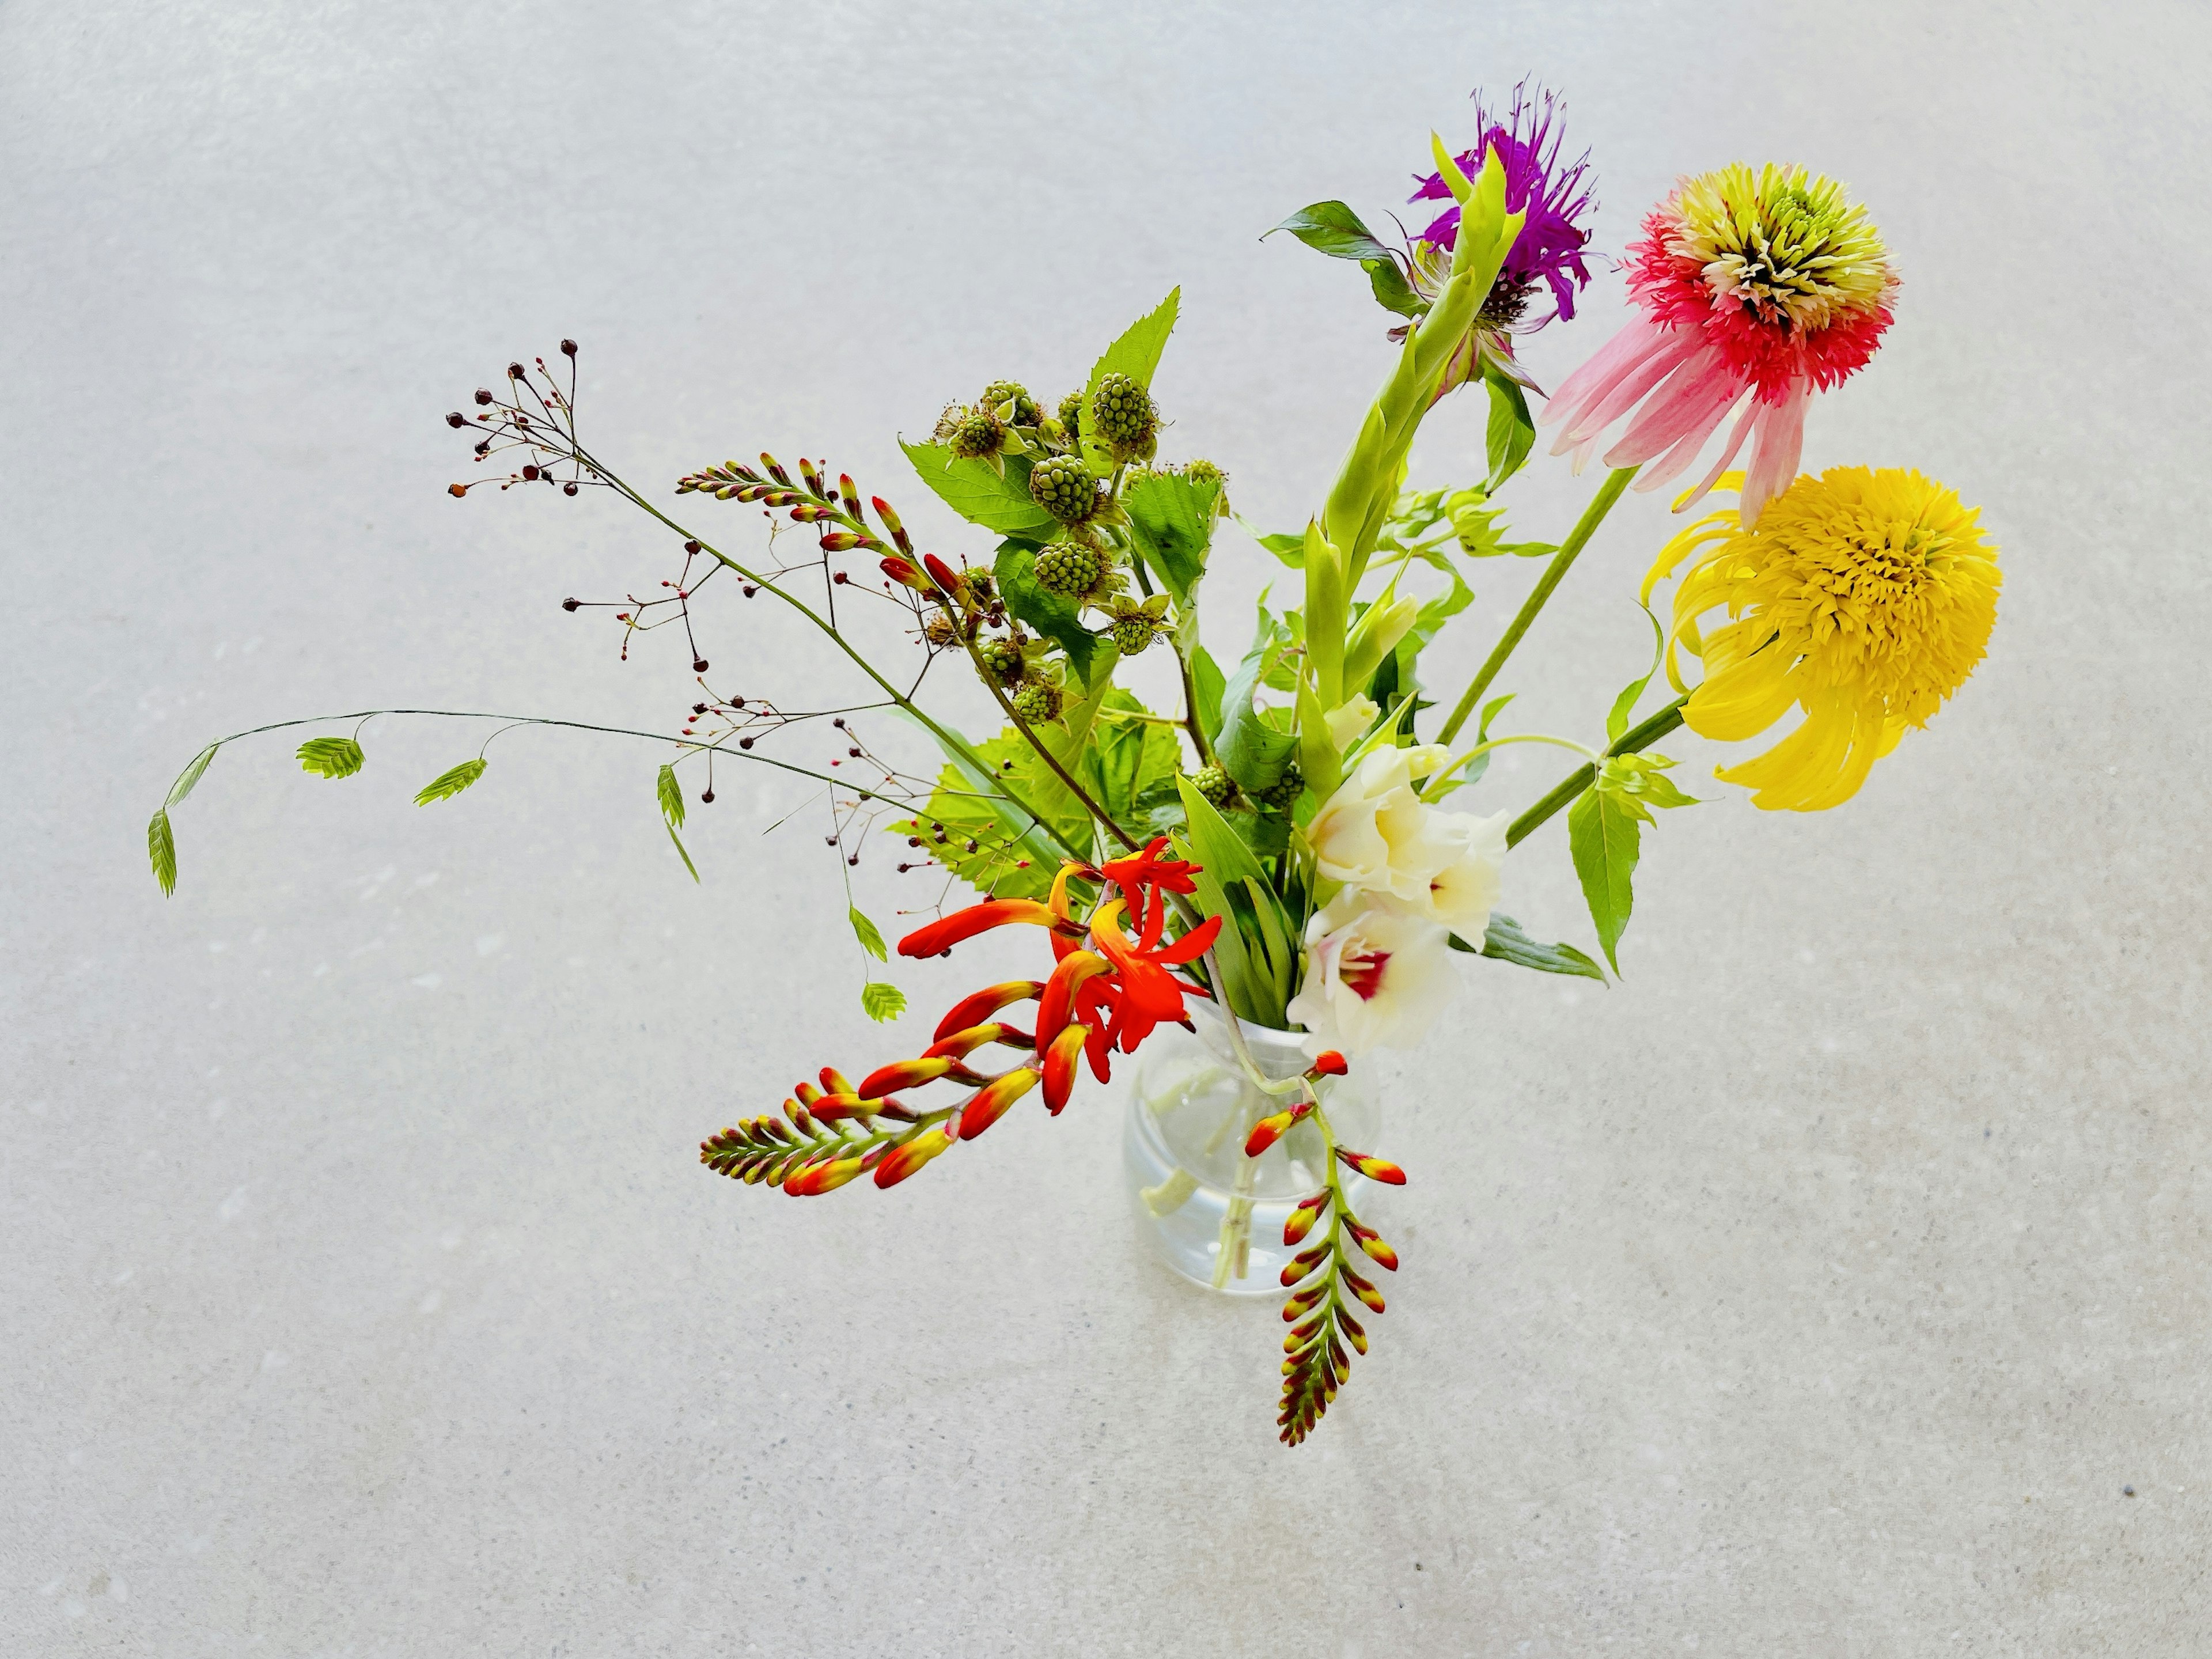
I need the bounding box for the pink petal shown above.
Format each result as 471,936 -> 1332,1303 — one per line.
1608,352 -> 1743,470
1540,313 -> 1664,431
1738,381 -> 1809,527
1548,329 -> 1695,453
1671,395 -> 1760,511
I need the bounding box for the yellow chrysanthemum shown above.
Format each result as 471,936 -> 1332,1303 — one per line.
1642,467 -> 2000,812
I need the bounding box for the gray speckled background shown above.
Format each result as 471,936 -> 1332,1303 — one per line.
5,2 -> 2209,1653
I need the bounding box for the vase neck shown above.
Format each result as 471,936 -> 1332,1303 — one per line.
1189,1003 -> 1311,1083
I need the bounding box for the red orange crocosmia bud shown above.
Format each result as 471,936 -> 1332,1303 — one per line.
857,1055 -> 956,1097
1310,1050 -> 1349,1077
1336,1306 -> 1366,1349
805,1093 -> 873,1123
794,1081 -> 824,1107
820,1067 -> 857,1096
1282,1200 -> 1324,1248
784,1156 -> 866,1196
922,554 -> 968,600
1340,1266 -> 1387,1313
934,980 -> 1044,1043
1244,1110 -> 1296,1158
1040,1023 -> 1091,1113
1336,1148 -> 1407,1185
870,496 -> 905,535
896,899 -> 1063,959
881,555 -> 931,592
957,1067 -> 1040,1140
872,1126 -> 954,1190
1357,1233 -> 1400,1271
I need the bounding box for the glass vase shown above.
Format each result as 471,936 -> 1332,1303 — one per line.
1122,1003 -> 1381,1296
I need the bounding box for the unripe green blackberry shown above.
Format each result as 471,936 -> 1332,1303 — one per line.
1056,390 -> 1084,440
978,635 -> 1026,681
1028,454 -> 1101,524
1183,457 -> 1226,487
1011,681 -> 1063,724
1090,373 -> 1156,454
948,406 -> 1003,461
1110,613 -> 1158,654
979,380 -> 1039,426
1256,762 -> 1305,813
1190,764 -> 1237,809
1031,539 -> 1104,597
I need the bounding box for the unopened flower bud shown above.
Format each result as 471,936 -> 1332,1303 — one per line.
474,389 -> 494,406
560,339 -> 577,356
445,411 -> 466,428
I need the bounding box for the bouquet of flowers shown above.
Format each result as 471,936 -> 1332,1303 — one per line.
147,86 -> 2001,1446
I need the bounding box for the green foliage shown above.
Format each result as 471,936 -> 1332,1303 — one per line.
849,906 -> 889,962
1605,604 -> 1669,745
1214,598 -> 1298,794
1265,201 -> 1425,319
861,981 -> 907,1023
1092,692 -> 1183,825
665,823 -> 700,883
415,757 -> 487,806
147,809 -> 177,897
296,736 -> 365,779
1482,361 -> 1537,491
1448,912 -> 1605,982
1190,646 -> 1226,745
899,440 -> 1058,537
656,763 -> 685,828
993,540 -> 1105,684
1173,776 -> 1295,1027
1121,469 -> 1218,605
1248,524 -> 1309,568
1085,287 -> 1180,402
167,744 -> 219,806
892,724 -> 1082,901
1567,753 -> 1697,972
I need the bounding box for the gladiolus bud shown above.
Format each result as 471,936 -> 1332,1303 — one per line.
957,1067 -> 1040,1140
872,1126 -> 954,1190
1336,1147 -> 1407,1185
1310,1051 -> 1349,1077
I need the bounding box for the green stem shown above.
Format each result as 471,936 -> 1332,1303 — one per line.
1435,466 -> 1637,744
1419,731 -> 1598,802
1504,695 -> 1688,848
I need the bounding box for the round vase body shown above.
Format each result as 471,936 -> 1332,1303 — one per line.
1122,1004 -> 1380,1296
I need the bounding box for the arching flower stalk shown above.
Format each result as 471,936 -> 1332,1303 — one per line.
699,840 -> 1222,1195
1544,164 -> 1899,525
1643,467 -> 2000,810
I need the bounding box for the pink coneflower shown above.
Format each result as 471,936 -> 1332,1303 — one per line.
1541,164 -> 1898,525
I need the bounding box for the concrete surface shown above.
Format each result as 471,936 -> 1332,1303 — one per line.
5,2 -> 2209,1653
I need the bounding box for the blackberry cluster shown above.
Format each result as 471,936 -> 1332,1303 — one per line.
1031,540 -> 1103,597
1190,765 -> 1238,809
1029,454 -> 1101,524
1090,372 -> 1157,456
1010,682 -> 1063,724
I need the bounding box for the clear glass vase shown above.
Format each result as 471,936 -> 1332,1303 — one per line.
1122,1003 -> 1381,1296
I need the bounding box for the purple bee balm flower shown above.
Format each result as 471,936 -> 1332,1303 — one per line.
1411,81 -> 1596,333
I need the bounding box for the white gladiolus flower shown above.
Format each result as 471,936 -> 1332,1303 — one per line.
1286,892 -> 1456,1056
1306,742 -> 1475,905
1323,695 -> 1380,749
1397,805 -> 1509,934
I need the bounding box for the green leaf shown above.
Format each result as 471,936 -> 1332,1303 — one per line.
889,717 -> 1077,902
1482,362 -> 1537,491
1266,202 -> 1426,319
1188,646 -> 1227,746
1092,692 -> 1183,823
657,762 -> 685,828
1568,784 -> 1644,974
1605,751 -> 1700,810
415,757 -> 487,806
1243,520 -> 1308,569
147,808 -> 177,897
861,982 -> 907,1023
849,906 -> 888,963
1120,470 -> 1218,605
166,743 -> 219,806
1085,287 -> 1180,400
665,821 -> 700,883
1450,912 -> 1605,982
900,440 -> 1058,537
1215,597 -> 1297,793
296,736 -> 364,779
993,540 -> 1103,685
1605,604 -> 1669,745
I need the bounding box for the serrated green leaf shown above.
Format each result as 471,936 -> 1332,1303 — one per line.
1568,784 -> 1642,974
861,981 -> 907,1023
849,906 -> 888,963
148,808 -> 177,896
296,736 -> 365,779
1215,597 -> 1297,793
415,757 -> 487,806
167,743 -> 219,806
1121,470 -> 1217,605
900,440 -> 1059,537
665,821 -> 700,883
657,762 -> 685,828
1093,692 -> 1183,824
1085,287 -> 1180,400
992,540 -> 1103,684
1449,912 -> 1605,982
1482,362 -> 1536,491
1266,202 -> 1426,319
889,717 -> 1075,903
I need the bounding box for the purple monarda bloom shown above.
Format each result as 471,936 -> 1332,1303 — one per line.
1410,82 -> 1596,344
